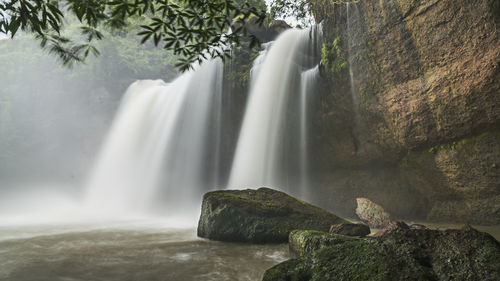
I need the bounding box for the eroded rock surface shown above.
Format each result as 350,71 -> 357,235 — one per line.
197,188 -> 348,243
303,0 -> 500,225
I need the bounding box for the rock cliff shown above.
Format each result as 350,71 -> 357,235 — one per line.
306,0 -> 500,224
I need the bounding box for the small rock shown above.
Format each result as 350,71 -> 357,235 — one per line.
410,223 -> 427,230
329,223 -> 371,237
373,221 -> 410,237
355,198 -> 393,228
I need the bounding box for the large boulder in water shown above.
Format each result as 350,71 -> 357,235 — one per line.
197,187 -> 348,243
264,225 -> 500,281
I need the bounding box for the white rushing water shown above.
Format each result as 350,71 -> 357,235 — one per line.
299,66 -> 319,199
85,60 -> 223,218
85,27 -> 322,218
229,27 -> 321,193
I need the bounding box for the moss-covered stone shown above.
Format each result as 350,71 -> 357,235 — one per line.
263,226 -> 500,281
288,230 -> 359,258
197,188 -> 348,243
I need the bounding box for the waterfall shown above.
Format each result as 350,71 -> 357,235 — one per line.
84,26 -> 322,219
84,59 -> 223,217
229,27 -> 321,194
299,66 -> 319,200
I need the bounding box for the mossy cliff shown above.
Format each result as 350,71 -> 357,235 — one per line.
305,0 -> 500,224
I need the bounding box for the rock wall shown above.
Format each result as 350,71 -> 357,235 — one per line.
308,0 -> 500,224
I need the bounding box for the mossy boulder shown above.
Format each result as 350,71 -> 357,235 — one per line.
197,187 -> 348,243
264,226 -> 500,281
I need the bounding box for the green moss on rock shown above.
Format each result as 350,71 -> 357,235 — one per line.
197,188 -> 348,243
289,230 -> 359,258
264,227 -> 500,281
321,35 -> 348,75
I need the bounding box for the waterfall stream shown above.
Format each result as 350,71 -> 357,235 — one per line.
85,60 -> 223,218
229,27 -> 321,195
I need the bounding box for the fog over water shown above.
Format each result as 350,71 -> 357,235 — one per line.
0,31 -> 177,223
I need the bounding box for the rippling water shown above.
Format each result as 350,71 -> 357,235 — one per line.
0,221 -> 289,281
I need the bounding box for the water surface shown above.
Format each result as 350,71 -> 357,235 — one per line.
0,221 -> 288,281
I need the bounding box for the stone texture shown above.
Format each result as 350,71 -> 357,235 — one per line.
264,226 -> 500,281
197,188 -> 348,243
304,0 -> 500,224
329,223 -> 370,237
288,229 -> 358,258
355,198 -> 393,228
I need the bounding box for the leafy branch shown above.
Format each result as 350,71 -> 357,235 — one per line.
0,0 -> 267,71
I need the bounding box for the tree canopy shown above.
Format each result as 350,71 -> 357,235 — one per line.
0,0 -> 362,71
0,18 -> 182,180
0,0 -> 267,71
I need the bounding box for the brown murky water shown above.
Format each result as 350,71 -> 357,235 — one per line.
1,220 -> 498,281
0,222 -> 288,281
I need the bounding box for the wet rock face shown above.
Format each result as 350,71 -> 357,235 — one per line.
232,18 -> 291,43
197,188 -> 348,243
355,198 -> 393,229
264,226 -> 500,281
306,0 -> 500,224
329,223 -> 370,237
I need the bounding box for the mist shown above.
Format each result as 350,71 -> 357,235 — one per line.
0,30 -> 178,219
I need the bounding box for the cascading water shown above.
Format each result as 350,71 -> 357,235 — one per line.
85,59 -> 223,218
229,27 -> 322,195
85,26 -> 322,218
299,66 -> 319,200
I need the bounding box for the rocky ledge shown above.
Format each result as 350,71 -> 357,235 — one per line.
197,188 -> 348,243
265,225 -> 500,281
